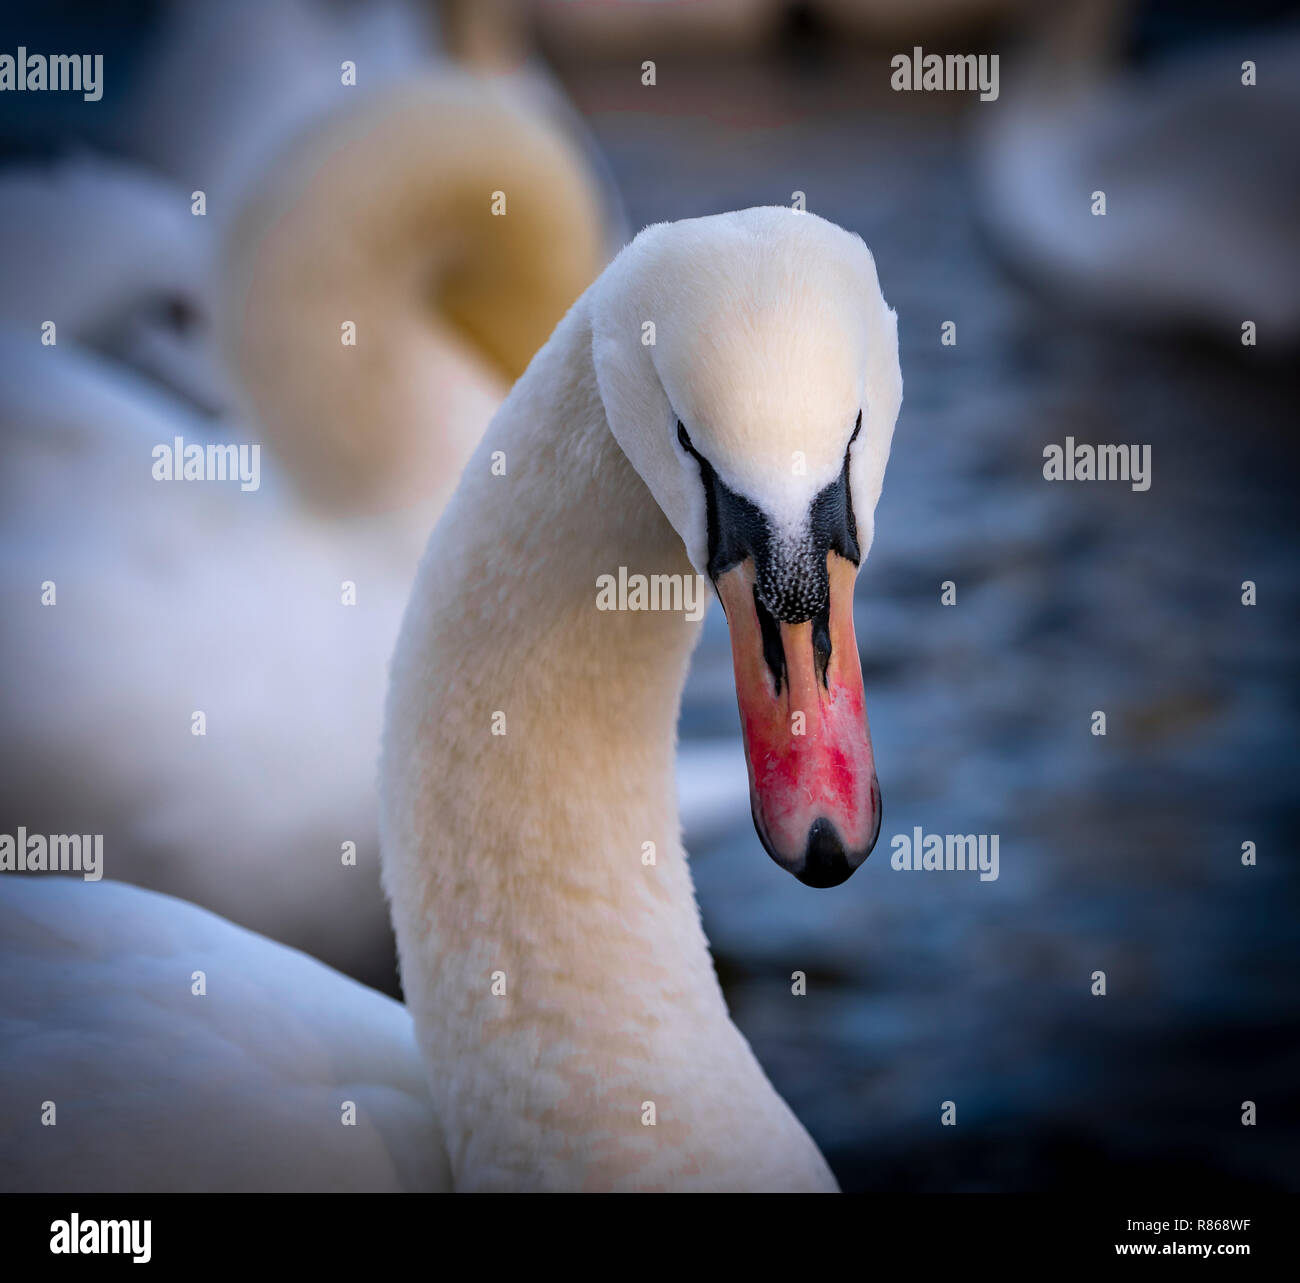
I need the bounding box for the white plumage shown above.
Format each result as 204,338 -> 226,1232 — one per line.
3,208 -> 901,1192
0,877 -> 446,1193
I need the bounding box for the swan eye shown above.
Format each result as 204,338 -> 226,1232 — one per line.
677,420 -> 692,451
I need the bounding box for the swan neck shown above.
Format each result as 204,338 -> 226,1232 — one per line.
381,301 -> 834,1190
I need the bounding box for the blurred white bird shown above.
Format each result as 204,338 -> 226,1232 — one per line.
0,877 -> 445,1192
974,2 -> 1300,341
0,157 -> 223,413
120,0 -> 627,255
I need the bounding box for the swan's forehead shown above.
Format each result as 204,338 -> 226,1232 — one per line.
652,227 -> 870,527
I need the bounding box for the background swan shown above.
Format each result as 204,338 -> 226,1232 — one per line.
120,0 -> 626,264
0,331 -> 409,988
0,71 -> 609,988
974,1 -> 1300,340
218,71 -> 609,519
0,877 -> 445,1193
0,208 -> 900,1193
0,157 -> 222,413
119,0 -> 442,218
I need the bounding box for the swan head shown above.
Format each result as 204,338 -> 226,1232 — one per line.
592,207 -> 902,887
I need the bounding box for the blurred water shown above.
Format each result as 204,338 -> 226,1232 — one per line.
566,53 -> 1299,1191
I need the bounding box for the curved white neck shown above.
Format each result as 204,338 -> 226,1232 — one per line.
381,300 -> 836,1191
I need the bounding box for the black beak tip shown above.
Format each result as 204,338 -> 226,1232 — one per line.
793,817 -> 860,888
751,800 -> 881,888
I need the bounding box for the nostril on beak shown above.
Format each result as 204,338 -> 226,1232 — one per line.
796,817 -> 857,888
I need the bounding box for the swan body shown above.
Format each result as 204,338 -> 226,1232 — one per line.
0,335 -> 411,987
0,158 -> 222,412
976,10 -> 1300,339
0,877 -> 446,1193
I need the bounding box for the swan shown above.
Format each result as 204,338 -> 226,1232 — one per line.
380,205 -> 900,1190
0,207 -> 900,1193
0,333 -> 418,990
0,156 -> 223,414
0,877 -> 446,1193
0,74 -> 608,987
119,0 -> 441,219
974,2 -> 1300,340
123,0 -> 626,267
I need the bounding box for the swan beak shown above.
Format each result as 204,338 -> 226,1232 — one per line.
716,554 -> 880,887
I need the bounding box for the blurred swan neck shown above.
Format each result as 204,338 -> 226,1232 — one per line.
222,74 -> 607,516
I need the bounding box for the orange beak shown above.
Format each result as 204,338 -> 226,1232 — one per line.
716,553 -> 880,886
